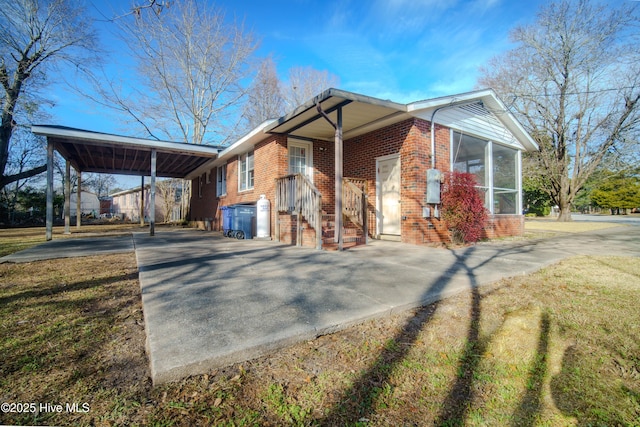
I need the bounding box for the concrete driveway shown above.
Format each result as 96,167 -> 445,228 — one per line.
3,224 -> 639,384
132,225 -> 640,384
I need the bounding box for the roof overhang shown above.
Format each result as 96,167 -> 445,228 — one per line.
408,89 -> 539,151
185,119 -> 277,179
265,88 -> 411,141
32,125 -> 220,179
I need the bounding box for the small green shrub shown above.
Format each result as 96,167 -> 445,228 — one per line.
528,205 -> 551,216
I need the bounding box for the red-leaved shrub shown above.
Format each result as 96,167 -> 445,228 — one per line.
440,171 -> 488,244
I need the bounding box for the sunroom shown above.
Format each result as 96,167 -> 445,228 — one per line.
451,131 -> 522,215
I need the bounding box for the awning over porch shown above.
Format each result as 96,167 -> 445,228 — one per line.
265,88 -> 411,141
265,89 -> 414,250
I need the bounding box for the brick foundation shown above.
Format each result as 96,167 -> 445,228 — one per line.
277,213 -> 317,248
482,215 -> 524,239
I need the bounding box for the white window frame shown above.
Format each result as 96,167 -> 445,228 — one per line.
216,164 -> 227,196
288,139 -> 313,182
450,130 -> 522,215
238,150 -> 254,191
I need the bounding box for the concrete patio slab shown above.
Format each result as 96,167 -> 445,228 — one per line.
133,225 -> 640,384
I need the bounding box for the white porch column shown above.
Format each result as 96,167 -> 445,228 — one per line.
45,139 -> 54,241
64,160 -> 70,234
150,149 -> 156,236
335,107 -> 343,250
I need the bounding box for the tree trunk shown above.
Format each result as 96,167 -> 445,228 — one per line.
557,201 -> 572,221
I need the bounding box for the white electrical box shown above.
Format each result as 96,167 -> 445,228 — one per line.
426,169 -> 441,204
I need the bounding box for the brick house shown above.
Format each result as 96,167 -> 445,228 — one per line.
187,88 -> 538,249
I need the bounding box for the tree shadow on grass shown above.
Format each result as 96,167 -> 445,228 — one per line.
511,311 -> 550,427
318,244 -> 533,425
433,285 -> 484,426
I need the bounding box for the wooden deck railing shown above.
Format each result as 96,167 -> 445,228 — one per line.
343,177 -> 367,237
275,174 -> 323,249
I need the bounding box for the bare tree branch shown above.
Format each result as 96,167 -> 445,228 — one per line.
0,0 -> 99,190
89,0 -> 258,146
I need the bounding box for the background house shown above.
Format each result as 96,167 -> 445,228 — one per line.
188,88 -> 538,248
111,183 -> 184,223
68,191 -> 100,218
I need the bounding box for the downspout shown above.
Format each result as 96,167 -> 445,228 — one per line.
430,107 -> 444,170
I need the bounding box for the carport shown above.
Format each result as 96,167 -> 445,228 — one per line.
31,125 -> 220,240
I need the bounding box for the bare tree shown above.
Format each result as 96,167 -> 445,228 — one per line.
479,0 -> 640,221
91,0 -> 258,146
241,60 -> 341,133
0,129 -> 46,221
242,56 -> 285,130
156,178 -> 181,222
282,66 -> 340,112
82,173 -> 116,199
0,0 -> 98,190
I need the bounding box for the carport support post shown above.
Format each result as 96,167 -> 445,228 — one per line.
140,176 -> 145,226
45,139 -> 54,241
76,172 -> 81,230
64,160 -> 70,234
150,149 -> 156,236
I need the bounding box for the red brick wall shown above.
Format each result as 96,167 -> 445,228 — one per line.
311,139 -> 335,214
343,117 -> 453,245
482,215 -> 524,239
190,170 -> 218,229
190,117 -> 525,244
190,134 -> 288,233
277,213 -> 317,248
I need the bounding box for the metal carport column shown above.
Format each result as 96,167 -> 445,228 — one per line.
150,149 -> 156,236
45,140 -> 54,241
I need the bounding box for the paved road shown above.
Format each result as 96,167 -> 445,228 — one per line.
569,213 -> 640,225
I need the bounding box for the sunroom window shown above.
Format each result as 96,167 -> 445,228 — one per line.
452,132 -> 489,208
492,144 -> 518,214
452,131 -> 520,214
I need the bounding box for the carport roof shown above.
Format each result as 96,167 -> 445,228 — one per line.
31,125 -> 220,178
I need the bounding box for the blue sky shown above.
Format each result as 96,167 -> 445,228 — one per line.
44,0 -> 631,189
45,0 -> 549,137
244,0 -> 538,101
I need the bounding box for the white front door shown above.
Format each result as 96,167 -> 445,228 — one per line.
377,154 -> 401,236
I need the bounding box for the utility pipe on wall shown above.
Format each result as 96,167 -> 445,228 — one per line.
429,100 -> 484,169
